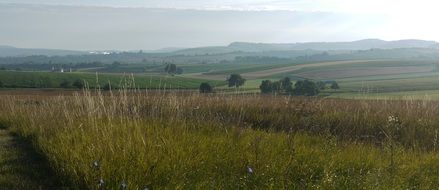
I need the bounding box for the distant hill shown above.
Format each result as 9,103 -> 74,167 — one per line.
2,39 -> 439,58
175,39 -> 439,55
0,46 -> 86,57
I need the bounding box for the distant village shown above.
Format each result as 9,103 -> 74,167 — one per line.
51,67 -> 73,73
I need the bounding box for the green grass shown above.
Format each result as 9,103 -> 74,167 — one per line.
328,89 -> 439,100
0,126 -> 62,189
0,71 -> 225,89
0,91 -> 439,188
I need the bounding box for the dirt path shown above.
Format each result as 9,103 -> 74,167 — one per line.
0,128 -> 63,189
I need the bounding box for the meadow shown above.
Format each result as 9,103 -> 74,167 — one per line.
0,88 -> 438,189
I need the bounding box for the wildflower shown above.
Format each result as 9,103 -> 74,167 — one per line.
120,181 -> 127,189
387,115 -> 399,124
92,160 -> 100,170
247,166 -> 254,175
98,178 -> 105,188
193,106 -> 200,110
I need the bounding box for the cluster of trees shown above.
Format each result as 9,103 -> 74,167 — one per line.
260,77 -> 293,94
198,73 -> 339,96
164,63 -> 184,75
199,73 -> 247,93
260,77 -> 339,96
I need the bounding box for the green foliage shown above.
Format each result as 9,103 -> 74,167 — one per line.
164,63 -> 177,74
331,81 -> 340,90
176,67 -> 184,74
316,81 -> 326,90
259,80 -> 273,94
72,79 -> 85,89
0,71 -> 224,89
227,74 -> 246,88
259,77 -> 293,94
0,80 -> 3,88
102,82 -> 117,91
199,82 -> 213,93
59,80 -> 71,88
294,80 -> 320,96
280,77 -> 293,92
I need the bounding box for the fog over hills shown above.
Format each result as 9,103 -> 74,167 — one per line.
2,39 -> 439,57
172,39 -> 439,55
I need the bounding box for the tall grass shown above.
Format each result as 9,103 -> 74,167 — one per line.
0,88 -> 438,189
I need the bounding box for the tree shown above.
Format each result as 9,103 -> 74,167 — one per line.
0,80 -> 3,88
316,81 -> 326,90
176,67 -> 184,75
111,61 -> 121,68
227,74 -> 246,88
60,80 -> 71,88
271,81 -> 282,93
280,77 -> 293,93
72,79 -> 85,89
164,63 -> 177,74
331,81 -> 340,90
259,80 -> 273,94
199,82 -> 213,93
294,80 -> 320,96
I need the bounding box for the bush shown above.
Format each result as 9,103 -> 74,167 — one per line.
164,63 -> 177,74
102,82 -> 117,91
72,79 -> 85,89
199,82 -> 213,93
176,67 -> 184,75
316,81 -> 326,90
60,80 -> 71,88
331,81 -> 340,90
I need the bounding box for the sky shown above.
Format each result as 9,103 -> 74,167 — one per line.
1,0 -> 439,50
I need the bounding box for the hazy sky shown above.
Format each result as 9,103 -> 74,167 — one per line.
1,0 -> 438,50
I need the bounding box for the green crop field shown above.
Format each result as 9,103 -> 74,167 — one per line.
0,71 -> 225,89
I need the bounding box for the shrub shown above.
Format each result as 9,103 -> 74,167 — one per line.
199,82 -> 213,93
72,79 -> 85,89
60,80 -> 71,88
331,81 -> 340,90
164,63 -> 177,74
102,82 -> 117,91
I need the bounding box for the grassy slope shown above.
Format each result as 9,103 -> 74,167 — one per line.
0,93 -> 438,188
